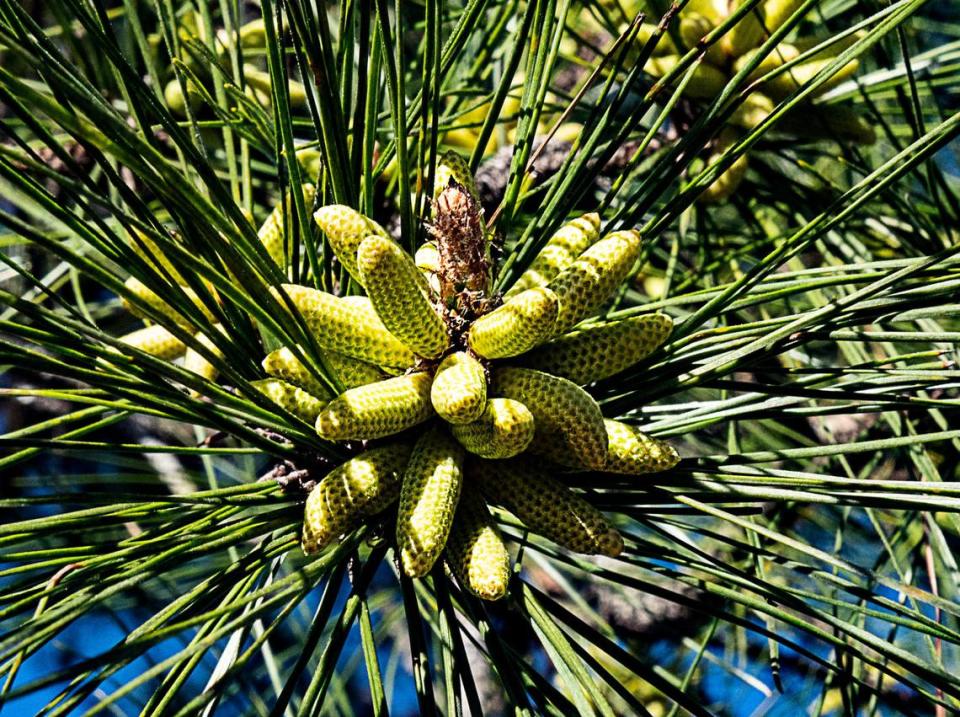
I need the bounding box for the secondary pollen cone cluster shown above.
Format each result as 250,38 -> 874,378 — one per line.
111,154 -> 679,600
113,186 -> 316,386
612,0 -> 875,202
261,152 -> 677,601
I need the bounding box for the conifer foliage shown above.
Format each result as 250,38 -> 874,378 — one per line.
1,1 -> 959,714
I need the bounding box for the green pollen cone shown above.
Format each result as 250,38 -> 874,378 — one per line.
646,56 -> 728,99
122,277 -> 217,329
262,346 -> 333,399
722,2 -> 767,58
325,350 -> 387,389
315,372 -> 434,440
729,92 -> 775,130
302,443 -> 413,554
164,77 -> 202,116
521,313 -> 673,385
734,43 -> 800,83
313,205 -> 390,286
116,325 -> 186,360
491,367 -> 607,470
472,459 -> 623,557
271,285 -> 415,368
357,235 -> 448,359
505,213 -> 600,298
701,130 -> 749,204
263,345 -> 382,394
183,326 -> 224,391
445,486 -> 510,600
679,13 -> 726,66
603,419 -> 680,474
242,64 -> 307,107
433,150 -> 479,203
430,352 -> 488,424
634,22 -> 677,56
763,0 -> 806,30
468,287 -> 559,359
547,229 -> 643,334
251,378 -> 329,424
396,428 -> 465,578
450,398 -> 534,459
128,228 -> 186,285
760,57 -> 860,101
414,242 -> 440,273
257,184 -> 316,269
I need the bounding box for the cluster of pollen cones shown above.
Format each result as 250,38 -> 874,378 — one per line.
115,151 -> 680,601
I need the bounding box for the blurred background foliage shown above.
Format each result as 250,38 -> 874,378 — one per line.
1,0 -> 960,714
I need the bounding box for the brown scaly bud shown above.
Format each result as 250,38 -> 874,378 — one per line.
430,181 -> 490,320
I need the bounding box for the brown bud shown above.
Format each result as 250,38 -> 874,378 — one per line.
431,183 -> 489,317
